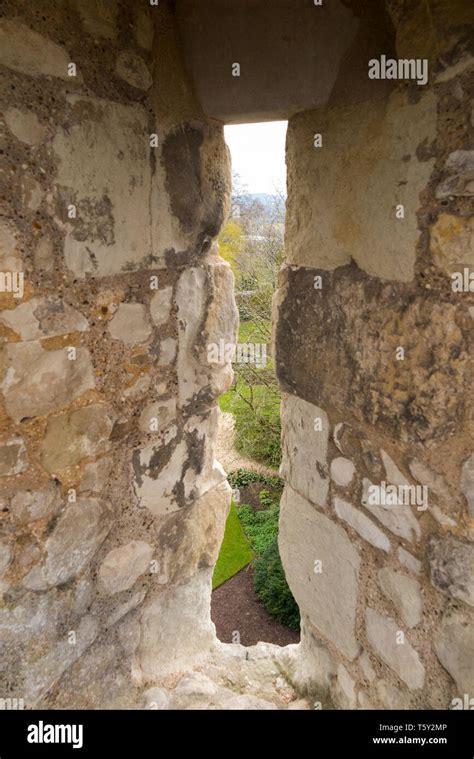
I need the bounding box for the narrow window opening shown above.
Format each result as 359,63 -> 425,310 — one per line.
211,121 -> 300,647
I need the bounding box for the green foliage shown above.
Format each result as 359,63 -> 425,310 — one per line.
220,383 -> 281,469
212,503 -> 253,589
253,538 -> 300,631
233,477 -> 300,631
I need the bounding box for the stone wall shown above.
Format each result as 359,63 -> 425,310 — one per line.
0,0 -> 236,707
275,1 -> 474,709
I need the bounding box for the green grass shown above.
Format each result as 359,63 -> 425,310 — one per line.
212,503 -> 254,589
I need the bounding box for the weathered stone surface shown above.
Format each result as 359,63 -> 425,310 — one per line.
0,542 -> 11,575
74,0 -> 117,39
5,108 -> 47,145
34,236 -> 55,271
275,266 -> 469,447
397,547 -> 422,575
286,90 -> 436,280
53,96 -> 153,277
0,436 -> 28,476
20,174 -> 42,211
149,287 -> 172,326
25,615 -> 99,705
98,541 -> 153,595
23,499 -> 113,589
460,453 -> 474,517
330,663 -> 357,709
106,589 -> 147,629
408,458 -> 451,501
108,303 -> 151,344
0,19 -> 73,79
365,607 -> 425,690
330,456 -> 355,487
280,393 -> 329,507
359,650 -> 376,683
362,479 -> 421,543
10,482 -> 61,525
0,223 -> 22,271
176,263 -> 238,409
378,568 -> 422,628
41,404 -> 113,473
430,214 -> 474,275
143,687 -> 170,710
154,480 -> 230,586
334,497 -> 391,553
376,680 -> 412,710
132,8 -> 154,50
428,537 -> 474,607
279,485 -> 360,660
79,457 -> 112,494
138,569 -> 215,679
1,343 -> 95,422
158,337 -> 177,366
133,439 -> 187,516
380,449 -> 410,487
138,398 -> 176,434
436,150 -> 474,198
115,50 -> 152,90
434,608 -> 474,695
0,297 -> 88,340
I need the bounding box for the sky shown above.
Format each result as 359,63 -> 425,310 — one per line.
224,121 -> 287,196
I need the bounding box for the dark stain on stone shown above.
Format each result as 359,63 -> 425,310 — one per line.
162,124 -> 203,233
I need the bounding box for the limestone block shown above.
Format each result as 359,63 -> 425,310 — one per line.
158,337 -> 177,366
279,485 -> 360,660
108,303 -> 151,344
430,214 -> 474,275
1,342 -> 95,422
74,0 -> 118,39
365,607 -> 425,690
0,542 -> 11,575
378,568 -> 422,628
10,482 -> 61,525
41,404 -> 113,473
25,615 -> 99,705
334,497 -> 391,553
53,96 -> 153,277
0,223 -> 22,271
436,150 -> 474,198
138,569 -> 216,679
376,680 -> 412,710
280,393 -> 329,508
0,436 -> 28,476
143,687 -> 170,710
460,453 -> 474,517
149,287 -> 172,326
408,458 -> 451,501
115,50 -> 152,90
397,547 -> 422,575
0,19 -> 73,79
154,480 -> 231,586
138,398 -> 176,434
98,541 -> 153,594
330,456 -> 355,487
79,457 -> 112,494
132,8 -> 154,50
133,440 -> 187,516
362,478 -> 421,543
434,607 -> 474,695
23,498 -> 113,589
428,536 -> 474,607
0,297 -> 88,340
286,90 -> 436,281
380,449 -> 410,487
5,108 -> 47,146
330,663 -> 357,709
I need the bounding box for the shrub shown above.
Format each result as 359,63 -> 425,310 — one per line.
253,538 -> 300,631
